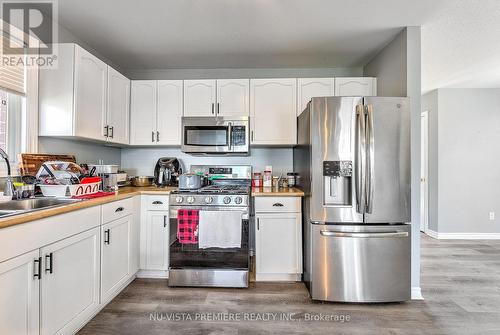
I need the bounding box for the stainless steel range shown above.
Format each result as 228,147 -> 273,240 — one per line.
168,165 -> 251,288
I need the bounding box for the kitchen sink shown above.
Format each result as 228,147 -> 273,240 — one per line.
0,198 -> 83,218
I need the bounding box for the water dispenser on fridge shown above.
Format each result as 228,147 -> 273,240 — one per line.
323,161 -> 352,207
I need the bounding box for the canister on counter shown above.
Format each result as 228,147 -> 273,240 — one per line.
287,172 -> 295,187
263,170 -> 272,187
252,172 -> 262,187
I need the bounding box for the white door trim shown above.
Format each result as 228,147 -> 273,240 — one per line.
420,111 -> 429,234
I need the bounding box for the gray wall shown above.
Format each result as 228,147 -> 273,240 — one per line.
38,138 -> 121,165
421,90 -> 439,232
125,67 -> 363,80
426,89 -> 500,234
363,27 -> 422,294
121,148 -> 293,177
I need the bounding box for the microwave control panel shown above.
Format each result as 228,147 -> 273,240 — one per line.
231,126 -> 247,146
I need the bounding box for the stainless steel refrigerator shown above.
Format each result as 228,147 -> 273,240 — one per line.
294,96 -> 411,303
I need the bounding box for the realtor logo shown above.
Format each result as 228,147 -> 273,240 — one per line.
1,0 -> 58,67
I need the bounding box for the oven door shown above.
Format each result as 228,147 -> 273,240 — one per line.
169,207 -> 250,270
181,117 -> 249,154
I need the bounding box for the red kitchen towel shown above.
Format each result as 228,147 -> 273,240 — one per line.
177,209 -> 199,244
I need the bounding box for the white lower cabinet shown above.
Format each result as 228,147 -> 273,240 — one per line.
0,249 -> 40,335
145,211 -> 169,271
255,197 -> 302,281
41,227 -> 100,335
101,216 -> 131,303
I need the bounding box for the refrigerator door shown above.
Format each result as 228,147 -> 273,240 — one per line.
363,97 -> 411,223
310,97 -> 364,224
310,223 -> 411,302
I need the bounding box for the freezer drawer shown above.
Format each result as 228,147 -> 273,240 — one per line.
311,224 -> 410,302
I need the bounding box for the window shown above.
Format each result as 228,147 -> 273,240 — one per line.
0,89 -> 26,176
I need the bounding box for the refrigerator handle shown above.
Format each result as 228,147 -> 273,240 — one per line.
365,104 -> 375,214
355,104 -> 366,214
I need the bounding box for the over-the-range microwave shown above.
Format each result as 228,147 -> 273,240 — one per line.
181,117 -> 249,155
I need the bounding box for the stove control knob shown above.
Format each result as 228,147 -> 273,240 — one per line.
223,196 -> 232,204
175,196 -> 184,204
187,196 -> 195,204
234,196 -> 243,204
204,196 -> 214,204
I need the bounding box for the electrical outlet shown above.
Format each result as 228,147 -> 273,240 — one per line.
489,212 -> 495,221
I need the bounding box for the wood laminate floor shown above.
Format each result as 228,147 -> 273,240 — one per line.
79,234 -> 500,335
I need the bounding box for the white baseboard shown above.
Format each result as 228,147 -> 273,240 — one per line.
411,287 -> 424,300
427,230 -> 500,240
137,269 -> 169,279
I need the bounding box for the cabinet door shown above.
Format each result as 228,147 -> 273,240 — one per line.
101,216 -> 131,303
335,77 -> 377,96
157,80 -> 183,145
183,80 -> 216,117
74,45 -> 108,140
0,250 -> 40,335
41,227 -> 100,335
250,79 -> 297,145
255,214 -> 302,275
107,66 -> 130,145
130,80 -> 157,145
216,79 -> 249,116
145,211 -> 169,270
297,78 -> 335,115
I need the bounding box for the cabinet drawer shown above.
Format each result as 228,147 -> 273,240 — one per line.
144,195 -> 169,211
255,197 -> 301,213
102,198 -> 133,223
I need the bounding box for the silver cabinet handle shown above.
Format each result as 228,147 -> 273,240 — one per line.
320,231 -> 408,238
152,200 -> 163,205
33,257 -> 42,280
272,203 -> 284,207
109,126 -> 114,138
211,103 -> 214,115
365,104 -> 375,214
163,215 -> 167,228
115,207 -> 124,212
355,104 -> 366,214
104,125 -> 109,137
104,229 -> 111,244
217,102 -> 220,115
251,130 -> 254,142
157,131 -> 160,142
152,131 -> 155,143
257,218 -> 260,230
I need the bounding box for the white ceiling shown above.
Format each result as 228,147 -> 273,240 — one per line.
54,0 -> 500,91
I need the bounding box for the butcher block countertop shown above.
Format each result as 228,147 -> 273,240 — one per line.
0,186 -> 176,230
251,187 -> 305,197
0,186 -> 304,229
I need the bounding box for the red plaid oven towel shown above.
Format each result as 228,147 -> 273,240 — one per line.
177,209 -> 199,244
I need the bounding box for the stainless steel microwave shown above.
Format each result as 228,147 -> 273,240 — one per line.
181,117 -> 249,155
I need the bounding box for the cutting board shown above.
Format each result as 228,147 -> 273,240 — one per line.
18,153 -> 76,176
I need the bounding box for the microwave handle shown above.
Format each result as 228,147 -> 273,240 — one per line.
227,122 -> 233,151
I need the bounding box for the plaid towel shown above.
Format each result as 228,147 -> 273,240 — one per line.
177,209 -> 199,244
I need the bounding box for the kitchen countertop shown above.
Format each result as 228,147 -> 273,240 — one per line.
0,186 -> 176,230
251,187 -> 304,197
0,185 -> 304,229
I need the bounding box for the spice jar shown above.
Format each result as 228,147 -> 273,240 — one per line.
252,172 -> 262,188
287,172 -> 295,187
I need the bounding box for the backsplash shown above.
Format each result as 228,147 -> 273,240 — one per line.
120,148 -> 294,176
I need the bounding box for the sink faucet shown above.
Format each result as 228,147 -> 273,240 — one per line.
0,148 -> 14,198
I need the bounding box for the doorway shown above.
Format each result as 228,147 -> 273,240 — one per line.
420,111 -> 429,233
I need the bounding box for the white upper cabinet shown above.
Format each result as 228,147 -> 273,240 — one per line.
74,45 -> 108,140
250,78 -> 297,145
0,250 -> 40,335
216,79 -> 249,117
107,66 -> 130,145
297,78 -> 335,115
39,43 -> 131,143
130,80 -> 157,145
157,80 -> 183,145
335,77 -> 377,97
183,80 -> 217,117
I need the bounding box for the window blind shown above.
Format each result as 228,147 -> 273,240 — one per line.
0,23 -> 26,96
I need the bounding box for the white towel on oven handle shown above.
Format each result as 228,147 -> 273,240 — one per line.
198,210 -> 242,249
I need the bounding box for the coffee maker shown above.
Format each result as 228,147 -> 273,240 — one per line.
154,157 -> 182,187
